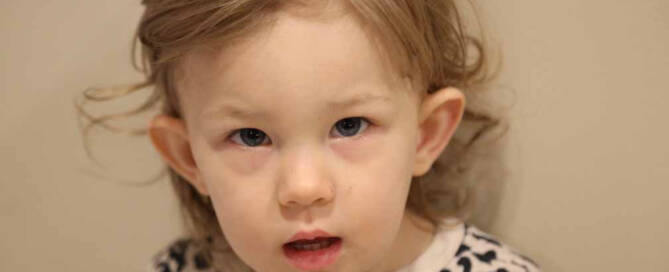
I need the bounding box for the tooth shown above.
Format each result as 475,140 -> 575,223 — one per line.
291,239 -> 337,251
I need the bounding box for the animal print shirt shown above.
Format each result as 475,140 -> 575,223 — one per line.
150,224 -> 540,272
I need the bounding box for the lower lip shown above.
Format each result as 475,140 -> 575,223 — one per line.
282,239 -> 342,271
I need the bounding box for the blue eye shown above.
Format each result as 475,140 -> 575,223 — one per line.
230,128 -> 269,147
331,117 -> 370,138
229,117 -> 370,147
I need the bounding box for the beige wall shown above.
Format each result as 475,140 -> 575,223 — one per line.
1,1 -> 667,271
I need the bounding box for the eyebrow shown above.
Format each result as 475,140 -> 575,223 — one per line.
204,93 -> 392,121
327,93 -> 392,109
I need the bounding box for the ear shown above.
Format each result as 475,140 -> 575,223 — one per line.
147,114 -> 209,195
413,87 -> 465,177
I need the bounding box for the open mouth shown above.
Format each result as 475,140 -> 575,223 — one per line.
284,237 -> 342,251
282,237 -> 343,270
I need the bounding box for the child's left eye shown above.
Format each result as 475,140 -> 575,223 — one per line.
330,117 -> 370,138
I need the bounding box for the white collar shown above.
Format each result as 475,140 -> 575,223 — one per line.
395,220 -> 464,272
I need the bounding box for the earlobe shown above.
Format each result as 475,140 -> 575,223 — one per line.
412,87 -> 465,177
147,115 -> 209,195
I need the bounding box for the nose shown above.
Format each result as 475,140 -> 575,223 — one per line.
277,147 -> 335,208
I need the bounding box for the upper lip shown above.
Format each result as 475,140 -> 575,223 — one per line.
286,229 -> 336,243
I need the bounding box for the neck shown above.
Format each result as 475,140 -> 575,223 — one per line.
376,209 -> 436,272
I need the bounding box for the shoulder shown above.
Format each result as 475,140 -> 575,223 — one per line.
441,224 -> 541,272
148,237 -> 213,272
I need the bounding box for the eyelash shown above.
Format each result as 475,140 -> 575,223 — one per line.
227,117 -> 373,148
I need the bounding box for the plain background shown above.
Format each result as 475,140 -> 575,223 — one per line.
1,1 -> 667,271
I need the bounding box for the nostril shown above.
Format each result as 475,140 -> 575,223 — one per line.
312,197 -> 327,206
288,196 -> 323,207
277,176 -> 335,208
281,193 -> 332,208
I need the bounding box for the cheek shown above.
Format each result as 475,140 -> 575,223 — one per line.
209,188 -> 267,244
339,169 -> 411,270
191,144 -> 277,260
337,127 -> 417,265
205,173 -> 281,270
219,147 -> 273,176
351,152 -> 414,221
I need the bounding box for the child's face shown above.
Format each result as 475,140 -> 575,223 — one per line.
150,5 -> 463,272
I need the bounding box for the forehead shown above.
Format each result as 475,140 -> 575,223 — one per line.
175,7 -> 418,123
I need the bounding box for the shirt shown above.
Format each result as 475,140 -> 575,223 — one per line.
398,223 -> 540,272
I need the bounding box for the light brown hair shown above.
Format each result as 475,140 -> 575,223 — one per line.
77,0 -> 503,270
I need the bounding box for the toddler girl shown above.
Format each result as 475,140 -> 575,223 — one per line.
80,0 -> 540,271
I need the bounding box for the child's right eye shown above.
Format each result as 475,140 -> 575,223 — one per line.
229,128 -> 271,147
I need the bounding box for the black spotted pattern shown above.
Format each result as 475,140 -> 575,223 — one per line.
440,224 -> 541,272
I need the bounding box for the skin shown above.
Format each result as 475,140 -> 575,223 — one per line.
148,4 -> 465,272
